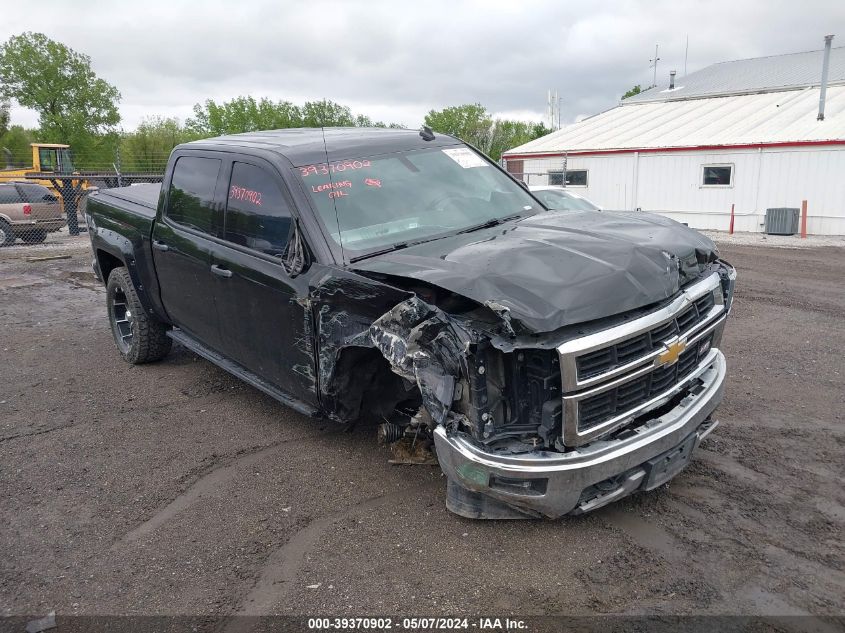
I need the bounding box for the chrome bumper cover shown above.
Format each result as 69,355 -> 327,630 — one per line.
434,349 -> 726,518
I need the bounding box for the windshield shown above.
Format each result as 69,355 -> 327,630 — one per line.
533,189 -> 599,211
298,146 -> 538,256
37,148 -> 75,173
58,149 -> 75,173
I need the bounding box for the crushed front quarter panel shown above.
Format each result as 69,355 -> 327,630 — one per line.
369,296 -> 474,425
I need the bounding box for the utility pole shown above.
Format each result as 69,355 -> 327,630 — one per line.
561,152 -> 568,188
684,35 -> 689,76
547,89 -> 561,129
555,93 -> 563,129
649,44 -> 661,88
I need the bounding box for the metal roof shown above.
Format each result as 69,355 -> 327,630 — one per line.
625,46 -> 845,103
504,85 -> 845,157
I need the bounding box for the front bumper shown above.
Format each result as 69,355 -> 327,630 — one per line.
434,349 -> 726,519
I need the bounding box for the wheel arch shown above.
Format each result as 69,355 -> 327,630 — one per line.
322,344 -> 421,423
95,246 -> 163,324
96,248 -> 125,283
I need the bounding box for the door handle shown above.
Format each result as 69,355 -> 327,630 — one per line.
152,240 -> 169,252
210,264 -> 233,278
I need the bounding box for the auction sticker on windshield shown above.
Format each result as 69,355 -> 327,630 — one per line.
442,148 -> 488,168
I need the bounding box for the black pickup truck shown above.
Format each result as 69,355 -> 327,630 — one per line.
86,127 -> 736,519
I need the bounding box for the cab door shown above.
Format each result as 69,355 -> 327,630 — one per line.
151,154 -> 224,350
209,157 -> 317,406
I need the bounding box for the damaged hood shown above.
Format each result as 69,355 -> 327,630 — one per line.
353,210 -> 719,334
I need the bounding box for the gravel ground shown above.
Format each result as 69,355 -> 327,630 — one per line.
702,230 -> 845,249
0,236 -> 843,625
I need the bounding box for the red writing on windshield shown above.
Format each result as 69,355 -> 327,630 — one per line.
300,160 -> 371,178
364,178 -> 381,188
229,185 -> 262,206
311,180 -> 352,194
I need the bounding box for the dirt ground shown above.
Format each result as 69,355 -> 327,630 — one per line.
1,236 -> 843,624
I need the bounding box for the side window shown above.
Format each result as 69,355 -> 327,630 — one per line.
0,186 -> 21,204
17,185 -> 56,203
549,170 -> 587,187
701,164 -> 733,187
224,162 -> 292,256
166,156 -> 222,234
565,170 -> 588,187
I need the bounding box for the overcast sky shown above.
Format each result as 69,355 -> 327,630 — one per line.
3,0 -> 843,131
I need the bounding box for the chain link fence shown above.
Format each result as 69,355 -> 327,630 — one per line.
0,146 -> 168,248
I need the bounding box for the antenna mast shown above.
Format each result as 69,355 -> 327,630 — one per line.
649,44 -> 661,87
547,89 -> 561,129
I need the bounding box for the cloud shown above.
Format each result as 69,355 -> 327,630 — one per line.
3,0 -> 843,131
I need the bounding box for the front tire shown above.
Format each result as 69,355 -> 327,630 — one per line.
106,267 -> 172,364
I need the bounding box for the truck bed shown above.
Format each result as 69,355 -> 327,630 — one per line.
91,183 -> 160,220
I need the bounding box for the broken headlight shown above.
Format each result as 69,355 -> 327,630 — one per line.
720,265 -> 737,315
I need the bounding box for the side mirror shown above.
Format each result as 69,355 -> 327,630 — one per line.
517,179 -> 530,191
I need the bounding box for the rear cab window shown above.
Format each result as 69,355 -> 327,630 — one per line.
165,156 -> 222,234
224,162 -> 292,256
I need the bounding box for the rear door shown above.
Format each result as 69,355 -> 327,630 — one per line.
16,184 -> 62,222
151,154 -> 224,349
209,157 -> 318,405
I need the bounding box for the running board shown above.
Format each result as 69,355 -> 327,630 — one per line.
167,329 -> 319,417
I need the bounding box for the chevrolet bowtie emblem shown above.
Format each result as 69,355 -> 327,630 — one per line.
656,339 -> 687,366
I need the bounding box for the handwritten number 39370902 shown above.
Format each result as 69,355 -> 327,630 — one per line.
299,160 -> 371,177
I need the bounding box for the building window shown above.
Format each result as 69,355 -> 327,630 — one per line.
549,169 -> 587,187
505,159 -> 524,181
702,164 -> 733,187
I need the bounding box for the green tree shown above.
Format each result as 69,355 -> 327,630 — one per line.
301,99 -> 356,127
0,102 -> 9,136
486,119 -> 552,161
425,104 -> 551,161
186,96 -> 303,136
120,117 -> 197,172
0,124 -> 37,168
0,32 -> 121,153
186,96 -> 402,135
622,85 -> 642,99
424,104 -> 492,149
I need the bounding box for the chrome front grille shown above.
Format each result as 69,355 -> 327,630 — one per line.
557,273 -> 726,446
576,292 -> 715,382
577,334 -> 713,431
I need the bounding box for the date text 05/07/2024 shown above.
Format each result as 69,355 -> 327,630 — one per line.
307,617 -> 529,630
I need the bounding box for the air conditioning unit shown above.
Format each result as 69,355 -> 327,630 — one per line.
765,208 -> 800,235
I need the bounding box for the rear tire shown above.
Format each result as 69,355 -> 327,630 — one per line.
0,220 -> 15,246
21,229 -> 47,244
106,267 -> 172,364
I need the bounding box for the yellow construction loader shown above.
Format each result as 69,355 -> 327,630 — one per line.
0,142 -> 91,190
0,143 -> 93,235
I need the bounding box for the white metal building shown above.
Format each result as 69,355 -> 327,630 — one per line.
503,45 -> 845,235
